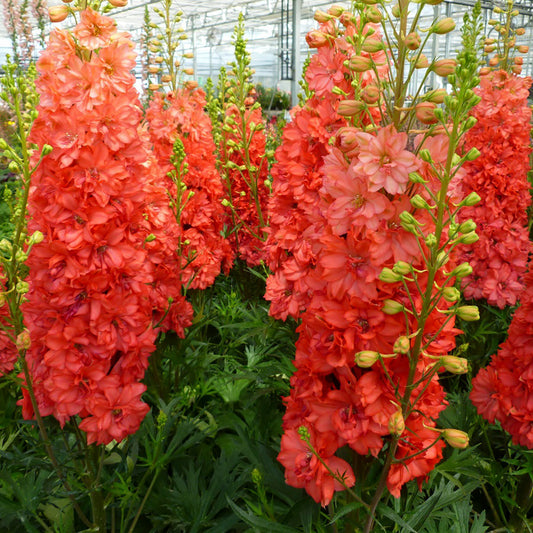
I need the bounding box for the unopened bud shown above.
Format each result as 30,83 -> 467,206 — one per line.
405,32 -> 421,50
314,9 -> 332,22
16,281 -> 29,294
440,355 -> 468,374
346,55 -> 373,72
450,262 -> 473,279
462,191 -> 481,206
366,6 -> 382,23
516,45 -> 529,53
327,4 -> 344,16
379,267 -> 403,283
456,305 -> 479,321
355,350 -> 380,368
442,287 -> 461,302
425,88 -> 447,103
382,299 -> 405,315
465,147 -> 480,161
433,59 -> 456,77
16,330 -> 31,351
442,428 -> 469,449
361,84 -> 380,104
362,38 -> 383,53
388,410 -> 405,436
432,17 -> 456,34
393,336 -> 410,354
410,194 -> 431,210
415,102 -> 438,124
48,4 -> 69,22
108,0 -> 127,6
42,144 -> 53,156
337,100 -> 365,116
393,261 -> 411,275
414,54 -> 429,68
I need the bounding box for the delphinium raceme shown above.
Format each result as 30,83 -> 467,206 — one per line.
22,6 -> 188,445
456,0 -> 531,308
208,14 -> 270,267
266,2 -> 484,528
144,0 -> 233,290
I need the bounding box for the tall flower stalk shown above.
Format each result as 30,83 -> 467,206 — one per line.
208,14 -> 270,267
267,2 -> 485,528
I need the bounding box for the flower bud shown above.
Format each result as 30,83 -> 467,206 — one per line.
161,74 -> 172,83
388,410 -> 405,436
432,17 -> 456,34
49,4 -> 69,22
337,100 -> 365,116
314,9 -> 332,22
335,127 -> 359,155
514,56 -> 524,65
393,336 -> 410,354
516,45 -> 529,53
408,172 -> 427,184
425,88 -> 447,103
462,191 -> 481,206
456,305 -> 480,321
440,355 -> 468,374
419,148 -> 432,162
327,4 -> 344,16
382,299 -> 405,315
29,230 -> 44,245
460,232 -> 479,244
183,68 -> 194,75
512,65 -> 522,75
393,261 -> 411,275
425,233 -> 437,247
16,330 -> 31,351
362,38 -> 383,53
442,286 -> 461,302
16,280 -> 29,294
379,267 -> 403,283
484,44 -> 496,53
442,428 -> 469,449
346,55 -> 373,72
306,30 -> 329,48
415,102 -> 438,124
355,350 -> 380,368
433,59 -> 456,76
391,4 -> 401,17
464,116 -> 477,130
366,6 -> 382,23
410,194 -> 431,210
458,219 -> 476,234
8,161 -> 19,173
449,262 -> 473,279
399,210 -> 420,227
405,32 -> 421,50
464,147 -> 480,161
108,0 -> 127,6
361,84 -> 380,104
414,54 -> 429,68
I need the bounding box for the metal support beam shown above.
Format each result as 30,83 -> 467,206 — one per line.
291,0 -> 301,107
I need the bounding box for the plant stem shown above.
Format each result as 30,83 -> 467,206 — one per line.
363,438 -> 399,533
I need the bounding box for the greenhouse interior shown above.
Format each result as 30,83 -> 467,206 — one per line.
2,0 -> 533,530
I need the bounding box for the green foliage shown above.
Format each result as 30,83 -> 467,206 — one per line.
255,84 -> 290,112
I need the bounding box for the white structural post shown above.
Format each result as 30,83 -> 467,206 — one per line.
291,0 -> 302,107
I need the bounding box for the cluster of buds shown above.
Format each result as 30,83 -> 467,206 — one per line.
484,0 -> 529,74
48,0 -> 128,23
145,2 -> 194,93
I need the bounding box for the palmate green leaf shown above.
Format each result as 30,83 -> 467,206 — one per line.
227,497 -> 302,533
327,501 -> 363,525
376,503 -> 418,533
